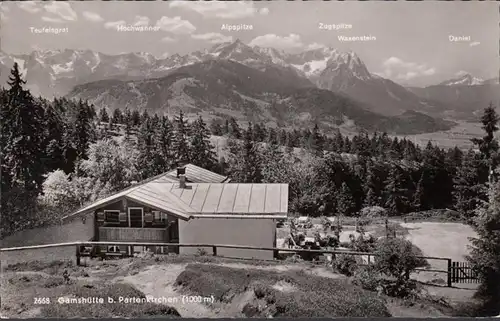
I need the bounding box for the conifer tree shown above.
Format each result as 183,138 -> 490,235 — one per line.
229,123 -> 262,183
309,124 -> 324,157
190,116 -> 217,170
472,103 -> 499,164
43,102 -> 65,172
228,117 -> 241,139
453,150 -> 488,221
363,160 -> 379,207
99,108 -> 109,123
112,108 -> 123,124
71,100 -> 95,160
467,177 -> 500,315
131,109 -> 141,127
136,117 -> 157,179
1,63 -> 46,191
337,182 -> 356,216
209,119 -> 224,136
412,172 -> 425,211
384,165 -> 408,215
153,116 -> 174,173
172,111 -> 191,163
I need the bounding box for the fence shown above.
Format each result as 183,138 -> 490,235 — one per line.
0,241 -> 469,287
451,261 -> 480,284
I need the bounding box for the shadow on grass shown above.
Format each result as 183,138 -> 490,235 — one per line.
174,263 -> 391,318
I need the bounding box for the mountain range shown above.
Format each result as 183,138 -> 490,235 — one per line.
407,73 -> 500,120
0,39 -> 497,134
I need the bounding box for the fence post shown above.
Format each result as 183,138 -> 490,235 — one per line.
75,245 -> 81,267
212,246 -> 217,256
447,259 -> 452,287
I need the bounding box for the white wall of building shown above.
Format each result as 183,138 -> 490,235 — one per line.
178,217 -> 276,260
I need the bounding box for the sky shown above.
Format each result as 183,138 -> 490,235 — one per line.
0,1 -> 498,87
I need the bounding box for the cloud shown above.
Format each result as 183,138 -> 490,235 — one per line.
259,7 -> 270,15
0,12 -> 7,21
133,15 -> 150,27
161,36 -> 176,43
155,16 -> 196,34
192,33 -> 233,44
469,41 -> 480,47
44,2 -> 77,21
306,43 -> 326,50
169,1 -> 268,19
41,16 -> 65,24
455,70 -> 469,77
249,34 -> 304,50
82,11 -> 103,22
379,57 -> 436,80
156,52 -> 170,60
104,20 -> 126,29
18,2 -> 41,13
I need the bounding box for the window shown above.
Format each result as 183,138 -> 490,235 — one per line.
153,211 -> 167,222
107,245 -> 120,253
104,210 -> 120,223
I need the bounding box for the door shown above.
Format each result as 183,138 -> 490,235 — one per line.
128,207 -> 143,227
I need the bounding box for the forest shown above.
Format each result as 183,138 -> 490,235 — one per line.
1,62 -> 498,238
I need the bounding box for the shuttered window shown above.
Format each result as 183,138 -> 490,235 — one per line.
104,210 -> 120,223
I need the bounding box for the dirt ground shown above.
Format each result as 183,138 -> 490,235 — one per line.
1,254 -> 480,318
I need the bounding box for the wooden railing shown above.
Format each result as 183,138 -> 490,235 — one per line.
98,227 -> 166,242
0,241 -> 454,287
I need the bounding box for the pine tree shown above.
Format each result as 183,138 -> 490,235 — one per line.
153,116 -> 175,173
72,100 -> 95,160
384,165 -> 408,215
1,63 -> 47,191
172,111 -> 191,163
99,108 -> 109,123
472,103 -> 499,162
137,117 -> 157,179
209,119 -> 224,136
309,124 -> 324,157
228,117 -> 241,139
43,102 -> 66,172
467,177 -> 500,315
453,150 -> 488,221
190,116 -> 217,170
363,160 -> 379,207
337,182 -> 356,216
253,123 -> 267,142
472,104 -> 500,181
412,172 -> 425,211
228,123 -> 262,183
223,119 -> 230,135
131,110 -> 141,127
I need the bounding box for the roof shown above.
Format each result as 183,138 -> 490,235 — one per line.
63,164 -> 229,221
64,179 -> 288,221
162,164 -> 230,183
297,216 -> 310,222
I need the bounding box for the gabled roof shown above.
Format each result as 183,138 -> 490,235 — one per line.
63,167 -> 287,221
63,164 -> 229,221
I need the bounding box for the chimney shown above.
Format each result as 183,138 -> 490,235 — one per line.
179,174 -> 187,189
176,164 -> 186,178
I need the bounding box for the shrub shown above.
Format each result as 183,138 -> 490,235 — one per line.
350,233 -> 377,252
195,248 -> 208,256
332,254 -> 358,276
352,267 -> 384,292
360,206 -> 388,218
374,237 -> 423,282
378,279 -> 418,298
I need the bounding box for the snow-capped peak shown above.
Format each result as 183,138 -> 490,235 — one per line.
439,73 -> 485,86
